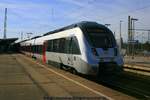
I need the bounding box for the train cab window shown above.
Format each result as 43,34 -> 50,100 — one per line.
90,34 -> 112,48
85,28 -> 115,48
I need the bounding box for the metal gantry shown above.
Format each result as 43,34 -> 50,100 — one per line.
128,16 -> 138,55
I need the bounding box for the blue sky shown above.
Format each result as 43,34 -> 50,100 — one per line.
0,0 -> 150,42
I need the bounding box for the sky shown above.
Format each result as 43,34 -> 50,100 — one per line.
0,0 -> 150,42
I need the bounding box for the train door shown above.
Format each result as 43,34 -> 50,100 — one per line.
67,36 -> 81,73
43,41 -> 47,64
67,37 -> 74,66
30,44 -> 32,56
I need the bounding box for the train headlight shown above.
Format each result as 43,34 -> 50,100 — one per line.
100,58 -> 104,62
114,48 -> 118,56
92,48 -> 99,56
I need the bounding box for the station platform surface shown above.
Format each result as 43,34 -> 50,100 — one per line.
0,53 -> 136,100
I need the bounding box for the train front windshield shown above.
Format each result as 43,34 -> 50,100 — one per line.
85,28 -> 116,48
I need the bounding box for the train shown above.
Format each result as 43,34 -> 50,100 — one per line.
18,21 -> 124,76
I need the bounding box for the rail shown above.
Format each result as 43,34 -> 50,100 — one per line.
96,72 -> 150,100
124,64 -> 150,76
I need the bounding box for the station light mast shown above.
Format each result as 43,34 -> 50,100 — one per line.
4,8 -> 7,39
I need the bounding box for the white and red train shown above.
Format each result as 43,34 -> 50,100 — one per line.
18,21 -> 124,76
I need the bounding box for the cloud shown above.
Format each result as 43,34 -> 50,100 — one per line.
0,0 -> 150,42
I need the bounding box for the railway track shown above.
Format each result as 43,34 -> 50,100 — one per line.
84,72 -> 150,100
100,76 -> 150,99
124,64 -> 150,76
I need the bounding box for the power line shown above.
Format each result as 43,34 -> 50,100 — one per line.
101,4 -> 150,21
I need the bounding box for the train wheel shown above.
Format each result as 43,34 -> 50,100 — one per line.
59,64 -> 63,69
71,68 -> 78,75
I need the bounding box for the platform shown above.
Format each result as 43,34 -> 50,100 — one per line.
0,54 -> 136,100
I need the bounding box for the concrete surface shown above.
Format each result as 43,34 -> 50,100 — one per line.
0,54 -> 45,100
0,53 -> 136,100
124,56 -> 150,67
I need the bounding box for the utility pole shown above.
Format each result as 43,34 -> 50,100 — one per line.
148,30 -> 150,43
128,16 -> 138,55
119,20 -> 123,52
4,8 -> 7,39
21,32 -> 23,40
26,33 -> 33,39
142,32 -> 144,51
128,16 -> 131,55
131,18 -> 138,57
114,31 -> 116,39
131,18 -> 138,40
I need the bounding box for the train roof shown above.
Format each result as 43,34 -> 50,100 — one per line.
19,21 -> 108,43
17,36 -> 41,43
43,21 -> 106,36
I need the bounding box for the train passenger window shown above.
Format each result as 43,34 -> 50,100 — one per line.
33,46 -> 35,53
33,45 -> 36,53
36,45 -> 38,53
34,46 -> 36,53
47,40 -> 52,52
37,45 -> 39,53
46,37 -> 80,54
26,46 -> 27,51
64,38 -> 71,54
31,46 -> 33,52
69,37 -> 81,54
51,40 -> 53,52
72,37 -> 81,54
36,45 -> 39,53
34,45 -> 36,53
53,39 -> 57,52
39,45 -> 43,54
25,46 -> 26,51
37,45 -> 41,54
56,39 -> 60,52
59,38 -> 66,53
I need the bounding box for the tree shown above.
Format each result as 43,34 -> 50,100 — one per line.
143,42 -> 150,51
